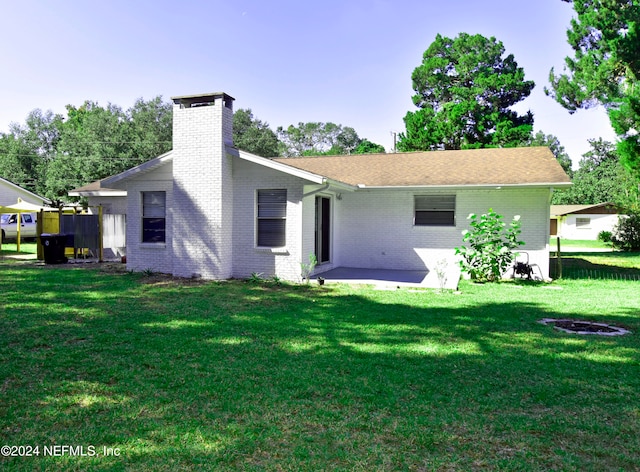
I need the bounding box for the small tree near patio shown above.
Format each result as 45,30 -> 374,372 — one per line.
455,209 -> 524,282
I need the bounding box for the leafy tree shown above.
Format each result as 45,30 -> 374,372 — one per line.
0,109 -> 62,194
1,97 -> 171,202
127,96 -> 173,163
334,126 -> 361,154
547,0 -> 640,177
0,133 -> 38,191
17,109 -> 62,159
551,138 -> 638,207
528,131 -> 573,177
233,109 -> 280,157
45,101 -> 132,198
398,33 -> 535,151
44,97 -> 172,201
353,139 -> 385,154
277,122 -> 373,156
611,212 -> 640,250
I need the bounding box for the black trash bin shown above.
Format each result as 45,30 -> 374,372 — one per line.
40,233 -> 68,264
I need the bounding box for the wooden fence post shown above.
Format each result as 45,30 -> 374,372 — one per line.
556,236 -> 562,279
98,205 -> 104,262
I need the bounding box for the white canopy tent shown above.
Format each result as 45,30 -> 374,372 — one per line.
0,199 -> 58,213
0,199 -> 59,252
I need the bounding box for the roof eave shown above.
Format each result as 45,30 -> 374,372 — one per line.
68,190 -> 128,197
0,177 -> 51,205
102,151 -> 173,186
234,148 -> 329,186
354,182 -> 573,190
552,201 -> 618,216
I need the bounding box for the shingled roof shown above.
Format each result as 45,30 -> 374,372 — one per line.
68,179 -> 127,197
551,203 -> 622,216
273,146 -> 571,188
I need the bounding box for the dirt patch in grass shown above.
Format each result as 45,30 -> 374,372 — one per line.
138,272 -> 211,287
98,262 -> 129,274
540,318 -> 631,336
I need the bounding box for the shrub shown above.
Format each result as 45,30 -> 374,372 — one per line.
611,213 -> 640,251
598,230 -> 612,244
455,209 -> 525,282
270,275 -> 282,286
300,253 -> 317,285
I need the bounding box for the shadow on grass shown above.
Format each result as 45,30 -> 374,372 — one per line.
550,252 -> 640,280
1,262 -> 639,470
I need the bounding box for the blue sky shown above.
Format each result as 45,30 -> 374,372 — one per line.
1,0 -> 616,165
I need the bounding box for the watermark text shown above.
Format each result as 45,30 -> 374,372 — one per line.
1,445 -> 121,457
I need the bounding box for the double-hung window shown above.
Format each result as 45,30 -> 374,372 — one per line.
414,195 -> 456,226
257,189 -> 287,247
142,191 -> 166,242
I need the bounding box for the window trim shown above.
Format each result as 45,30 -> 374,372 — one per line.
141,191 -> 166,243
576,217 -> 591,229
256,189 -> 287,248
414,194 -> 456,227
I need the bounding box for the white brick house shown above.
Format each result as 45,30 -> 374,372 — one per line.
550,203 -> 623,240
94,92 -> 571,281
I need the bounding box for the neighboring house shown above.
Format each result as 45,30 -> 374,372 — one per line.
0,177 -> 51,243
81,92 -> 571,282
550,203 -> 623,240
67,181 -> 128,259
0,176 -> 50,208
68,181 -> 127,215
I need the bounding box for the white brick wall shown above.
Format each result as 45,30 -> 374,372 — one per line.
125,172 -> 174,274
171,96 -> 234,279
231,182 -> 552,281
86,196 -> 127,215
232,158 -> 306,281
333,187 -> 552,278
459,188 -> 551,278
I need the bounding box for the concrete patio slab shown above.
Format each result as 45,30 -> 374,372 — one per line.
314,266 -> 460,290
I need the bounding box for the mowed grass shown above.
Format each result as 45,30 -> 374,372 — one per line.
549,236 -> 611,250
0,258 -> 639,471
0,242 -> 37,255
551,245 -> 640,281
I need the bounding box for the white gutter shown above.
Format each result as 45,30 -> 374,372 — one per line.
303,183 -> 330,198
354,182 -> 572,191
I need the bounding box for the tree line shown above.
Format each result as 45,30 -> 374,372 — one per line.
0,98 -> 174,204
0,100 -> 386,205
0,0 -> 638,210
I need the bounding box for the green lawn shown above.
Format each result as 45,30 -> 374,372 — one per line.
549,236 -> 611,250
550,247 -> 640,281
1,258 -> 639,470
0,242 -> 37,255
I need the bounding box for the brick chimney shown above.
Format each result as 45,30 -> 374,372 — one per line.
170,92 -> 235,279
